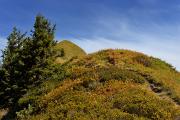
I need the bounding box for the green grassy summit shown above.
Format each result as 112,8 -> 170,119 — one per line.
54,40 -> 86,63
16,48 -> 180,120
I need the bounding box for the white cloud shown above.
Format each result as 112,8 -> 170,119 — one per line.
69,15 -> 180,71
72,37 -> 180,71
0,37 -> 7,57
0,37 -> 6,48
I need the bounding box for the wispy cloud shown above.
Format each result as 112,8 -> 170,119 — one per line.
69,14 -> 180,71
72,37 -> 180,71
0,37 -> 7,57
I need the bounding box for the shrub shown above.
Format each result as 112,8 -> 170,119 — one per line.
133,55 -> 152,67
112,88 -> 177,120
81,80 -> 100,90
16,104 -> 34,120
97,66 -> 146,84
151,57 -> 176,71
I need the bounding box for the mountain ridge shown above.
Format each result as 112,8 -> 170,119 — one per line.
1,41 -> 180,120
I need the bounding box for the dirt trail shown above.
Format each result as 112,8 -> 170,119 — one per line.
147,82 -> 180,120
148,82 -> 179,107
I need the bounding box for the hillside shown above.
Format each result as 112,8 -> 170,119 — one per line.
54,40 -> 86,63
9,45 -> 180,120
2,15 -> 179,120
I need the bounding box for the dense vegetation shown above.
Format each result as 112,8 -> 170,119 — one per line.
0,15 -> 180,120
14,49 -> 180,120
0,15 -> 59,119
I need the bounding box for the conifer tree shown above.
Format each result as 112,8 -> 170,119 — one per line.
27,15 -> 56,84
0,15 -> 57,107
32,15 -> 56,64
0,27 -> 26,105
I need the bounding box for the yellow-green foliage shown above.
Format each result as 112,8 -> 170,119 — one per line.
54,40 -> 86,63
16,49 -> 180,120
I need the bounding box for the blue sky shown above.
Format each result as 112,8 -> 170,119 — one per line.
0,0 -> 180,70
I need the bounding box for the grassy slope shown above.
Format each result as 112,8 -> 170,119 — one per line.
17,49 -> 180,120
54,40 -> 86,63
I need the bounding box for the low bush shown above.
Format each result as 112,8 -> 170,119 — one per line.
97,66 -> 146,84
151,57 -> 176,71
16,104 -> 34,120
112,88 -> 178,120
133,55 -> 152,67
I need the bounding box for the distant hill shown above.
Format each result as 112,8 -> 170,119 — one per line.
54,40 -> 86,63
8,44 -> 180,119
